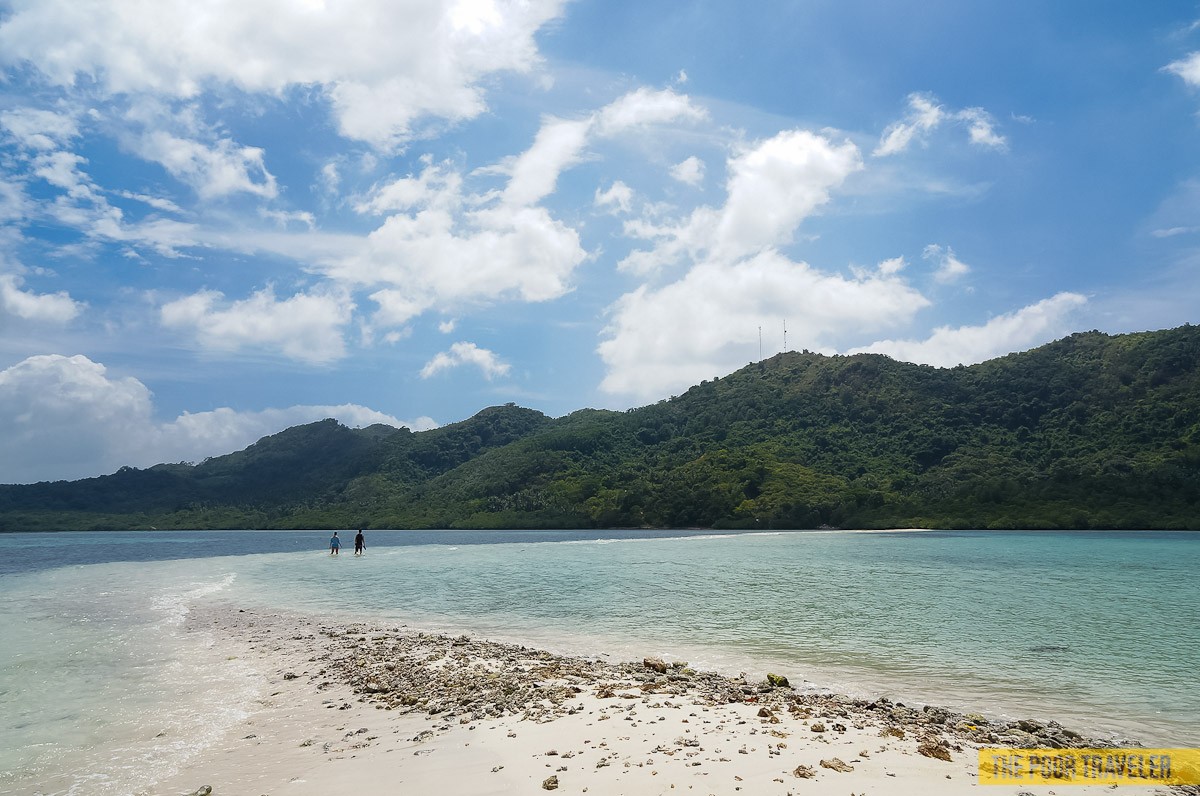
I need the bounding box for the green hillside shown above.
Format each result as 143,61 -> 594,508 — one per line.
2,326 -> 1198,531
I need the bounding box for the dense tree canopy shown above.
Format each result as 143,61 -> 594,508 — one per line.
3,327 -> 1198,531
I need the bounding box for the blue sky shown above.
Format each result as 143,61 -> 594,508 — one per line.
1,0 -> 1199,483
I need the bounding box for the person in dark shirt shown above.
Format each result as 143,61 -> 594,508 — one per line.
354,530 -> 365,556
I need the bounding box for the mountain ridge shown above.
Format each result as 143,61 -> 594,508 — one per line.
3,325 -> 1198,531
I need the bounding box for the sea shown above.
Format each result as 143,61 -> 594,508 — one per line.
0,528 -> 1197,795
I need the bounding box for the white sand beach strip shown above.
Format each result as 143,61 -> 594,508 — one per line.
149,606 -> 1167,796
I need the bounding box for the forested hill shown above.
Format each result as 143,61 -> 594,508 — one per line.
3,325 -> 1199,531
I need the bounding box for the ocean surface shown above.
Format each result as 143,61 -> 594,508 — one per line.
1,528 -> 1197,795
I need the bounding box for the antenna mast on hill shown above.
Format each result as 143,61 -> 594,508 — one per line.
758,326 -> 762,361
783,319 -> 787,353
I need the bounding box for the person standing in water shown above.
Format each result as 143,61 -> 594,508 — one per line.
329,531 -> 341,556
354,530 -> 365,556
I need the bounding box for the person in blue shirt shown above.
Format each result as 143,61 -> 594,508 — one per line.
330,532 -> 341,555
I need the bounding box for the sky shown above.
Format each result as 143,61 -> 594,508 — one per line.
2,1 -> 1200,484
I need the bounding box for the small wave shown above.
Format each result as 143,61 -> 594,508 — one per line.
150,573 -> 238,625
561,533 -> 739,546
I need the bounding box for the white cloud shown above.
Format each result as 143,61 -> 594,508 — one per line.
716,131 -> 861,258
330,86 -> 698,325
135,131 -> 278,199
369,288 -> 429,327
0,107 -> 79,150
260,208 -> 316,229
9,123 -> 201,256
849,292 -> 1088,367
874,92 -> 1007,156
0,178 -> 29,222
159,286 -> 353,363
598,249 -> 930,399
957,107 -> 1007,151
0,353 -> 426,483
0,354 -> 152,482
0,0 -> 567,150
620,129 -> 862,274
669,155 -> 705,186
115,190 -> 184,214
593,87 -> 708,137
1166,52 -> 1200,86
0,273 -> 85,323
875,93 -> 944,156
438,318 -> 457,333
878,256 -> 907,275
1152,226 -> 1198,238
337,161 -> 585,310
32,150 -> 94,197
594,181 -> 634,213
420,341 -> 511,380
491,88 -> 706,209
923,243 -> 971,284
501,117 -> 592,207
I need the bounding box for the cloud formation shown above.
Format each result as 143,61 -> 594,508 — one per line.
421,341 -> 511,380
322,88 -> 707,335
923,244 -> 971,284
159,287 -> 354,363
135,130 -> 278,199
0,354 -> 426,483
874,92 -> 1007,156
619,129 -> 862,275
1166,52 -> 1200,86
0,274 -> 85,324
599,250 -> 930,399
0,0 -> 568,149
849,292 -> 1087,367
669,156 -> 705,186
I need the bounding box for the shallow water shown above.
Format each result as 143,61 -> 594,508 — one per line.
1,529 -> 1197,795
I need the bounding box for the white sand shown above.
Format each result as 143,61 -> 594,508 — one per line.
149,607 -> 1166,796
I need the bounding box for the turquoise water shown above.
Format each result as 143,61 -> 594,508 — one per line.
1,529 -> 1197,795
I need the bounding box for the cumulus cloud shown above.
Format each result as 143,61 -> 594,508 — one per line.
874,92 -> 1007,156
420,341 -> 511,380
327,88 -> 707,330
958,107 -> 1007,151
669,155 -> 705,186
3,110 -> 201,256
923,243 -> 971,284
135,130 -> 278,199
0,273 -> 85,323
501,118 -> 592,207
595,181 -> 634,213
598,250 -> 930,399
0,353 -> 427,483
1166,52 -> 1200,86
491,88 -> 705,208
875,93 -> 945,157
848,292 -> 1087,367
0,107 -> 79,150
0,0 -> 568,149
592,87 -> 708,137
619,129 -> 862,275
159,286 -> 353,363
335,160 -> 585,312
